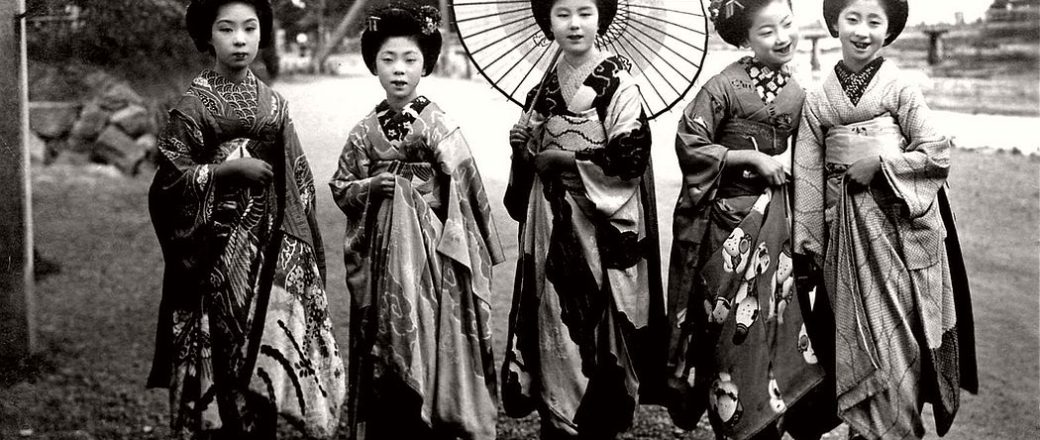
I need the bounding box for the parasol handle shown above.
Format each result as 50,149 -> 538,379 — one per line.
521,47 -> 562,126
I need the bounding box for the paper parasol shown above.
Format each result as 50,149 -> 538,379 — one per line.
451,0 -> 709,119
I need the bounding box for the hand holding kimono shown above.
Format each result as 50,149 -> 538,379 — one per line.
792,58 -> 977,440
330,96 -> 504,440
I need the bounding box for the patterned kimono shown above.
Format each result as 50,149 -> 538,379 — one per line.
501,53 -> 666,438
665,57 -> 824,439
330,96 -> 504,440
148,69 -> 345,438
793,58 -> 978,440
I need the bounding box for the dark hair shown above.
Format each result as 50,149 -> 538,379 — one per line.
361,5 -> 443,76
822,0 -> 908,46
186,0 -> 274,53
710,0 -> 792,48
531,0 -> 618,41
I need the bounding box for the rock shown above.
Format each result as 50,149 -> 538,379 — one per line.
44,139 -> 66,164
136,133 -> 158,152
53,150 -> 91,166
94,125 -> 147,174
69,102 -> 110,142
27,132 -> 46,164
82,71 -> 118,96
98,82 -> 144,111
110,104 -> 153,137
29,101 -> 80,139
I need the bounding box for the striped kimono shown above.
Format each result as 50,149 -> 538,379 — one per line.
501,53 -> 666,438
330,96 -> 504,440
148,69 -> 345,439
793,58 -> 977,440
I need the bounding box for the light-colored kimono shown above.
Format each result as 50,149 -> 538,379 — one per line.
501,52 -> 666,438
793,59 -> 977,440
330,96 -> 504,440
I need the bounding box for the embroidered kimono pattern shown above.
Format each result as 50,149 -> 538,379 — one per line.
330,96 -> 504,440
793,59 -> 977,440
665,57 -> 824,439
501,54 -> 666,438
148,69 -> 345,439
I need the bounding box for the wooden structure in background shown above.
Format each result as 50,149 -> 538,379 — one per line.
0,0 -> 37,367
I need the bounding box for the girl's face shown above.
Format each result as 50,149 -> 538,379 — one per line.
746,0 -> 798,69
376,36 -> 424,107
550,0 -> 599,57
210,2 -> 260,78
837,0 -> 889,70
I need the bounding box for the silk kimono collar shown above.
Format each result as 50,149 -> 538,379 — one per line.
556,51 -> 612,104
375,95 -> 432,144
195,69 -> 259,125
835,57 -> 885,106
740,56 -> 791,105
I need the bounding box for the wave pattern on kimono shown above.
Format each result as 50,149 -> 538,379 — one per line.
148,69 -> 345,438
665,57 -> 824,439
330,96 -> 504,440
793,59 -> 977,440
501,53 -> 666,437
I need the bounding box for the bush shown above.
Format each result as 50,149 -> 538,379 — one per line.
27,0 -> 208,94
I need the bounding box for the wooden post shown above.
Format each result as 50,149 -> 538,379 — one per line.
925,28 -> 951,65
0,0 -> 37,367
808,36 -> 822,72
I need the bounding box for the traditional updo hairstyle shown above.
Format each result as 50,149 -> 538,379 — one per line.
708,0 -> 793,48
361,4 -> 443,76
822,0 -> 908,46
530,0 -> 618,40
186,0 -> 274,53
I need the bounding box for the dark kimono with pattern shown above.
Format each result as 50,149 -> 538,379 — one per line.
501,54 -> 666,438
666,57 -> 825,439
330,96 -> 504,440
148,70 -> 345,438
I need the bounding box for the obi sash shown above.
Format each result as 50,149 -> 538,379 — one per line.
825,114 -> 905,166
541,112 -> 608,211
822,114 -> 906,211
716,117 -> 793,199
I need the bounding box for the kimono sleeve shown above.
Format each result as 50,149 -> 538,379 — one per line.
149,105 -> 221,271
674,77 -> 730,211
329,124 -> 374,217
281,103 -> 327,280
880,81 -> 952,219
792,89 -> 828,266
503,91 -> 543,222
429,118 -> 506,297
573,77 -> 650,217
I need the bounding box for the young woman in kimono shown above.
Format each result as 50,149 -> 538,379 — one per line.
792,1 -> 977,439
664,1 -> 828,439
147,1 -> 345,438
501,0 -> 666,438
328,5 -> 504,439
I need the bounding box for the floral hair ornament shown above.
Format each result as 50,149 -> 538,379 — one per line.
418,5 -> 441,35
708,0 -> 745,25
